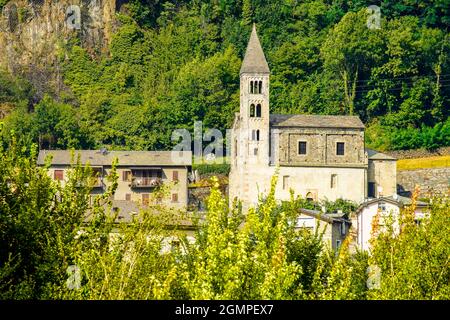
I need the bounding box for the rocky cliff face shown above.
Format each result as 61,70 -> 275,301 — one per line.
0,0 -> 117,99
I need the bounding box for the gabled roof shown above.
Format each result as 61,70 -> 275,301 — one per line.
270,114 -> 365,129
356,195 -> 428,214
240,24 -> 270,75
37,150 -> 192,167
366,148 -> 396,160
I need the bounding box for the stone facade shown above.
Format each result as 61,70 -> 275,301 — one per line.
38,150 -> 192,211
229,25 -> 396,210
397,167 -> 450,197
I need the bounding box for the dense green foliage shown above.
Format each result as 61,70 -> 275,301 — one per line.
1,0 -> 449,151
1,144 -> 448,299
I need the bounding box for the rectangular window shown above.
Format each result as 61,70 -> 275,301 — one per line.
142,193 -> 149,206
336,240 -> 342,250
122,170 -> 131,182
336,142 -> 345,155
254,148 -> 258,156
368,182 -> 375,198
172,193 -> 179,203
282,176 -> 290,190
54,170 -> 64,181
125,193 -> 131,201
172,171 -> 179,182
331,174 -> 338,188
298,141 -> 307,155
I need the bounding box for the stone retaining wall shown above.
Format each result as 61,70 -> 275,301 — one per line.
397,167 -> 450,197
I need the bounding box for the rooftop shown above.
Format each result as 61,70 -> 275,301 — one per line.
240,24 -> 270,75
37,150 -> 192,167
366,148 -> 396,160
270,114 -> 365,129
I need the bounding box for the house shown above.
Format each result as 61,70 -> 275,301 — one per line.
229,24 -> 397,210
297,208 -> 351,251
353,195 -> 428,251
37,149 -> 192,211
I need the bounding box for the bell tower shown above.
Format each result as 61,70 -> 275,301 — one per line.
239,24 -> 270,165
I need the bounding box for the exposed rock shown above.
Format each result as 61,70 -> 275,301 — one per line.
0,0 -> 117,100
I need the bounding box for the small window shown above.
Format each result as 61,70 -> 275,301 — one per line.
283,176 -> 290,190
298,141 -> 307,155
172,193 -> 179,203
172,171 -> 179,182
54,170 -> 64,181
331,174 -> 338,189
123,170 -> 131,182
336,142 -> 345,156
256,130 -> 260,141
125,193 -> 131,201
142,193 -> 149,206
306,192 -> 314,202
253,148 -> 258,156
250,81 -> 254,94
258,81 -> 262,94
250,104 -> 255,117
378,202 -> 386,212
256,104 -> 262,117
336,240 -> 342,250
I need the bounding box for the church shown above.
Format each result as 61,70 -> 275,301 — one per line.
229,25 -> 397,209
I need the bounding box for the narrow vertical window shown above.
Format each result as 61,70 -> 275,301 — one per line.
331,174 -> 337,188
254,148 -> 258,156
250,81 -> 253,94
256,104 -> 261,117
125,193 -> 131,201
256,130 -> 260,141
172,193 -> 179,203
250,104 -> 255,117
298,141 -> 307,155
258,81 -> 262,94
336,142 -> 345,155
172,171 -> 179,182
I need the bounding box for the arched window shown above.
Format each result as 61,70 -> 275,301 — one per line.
250,81 -> 254,94
256,104 -> 262,117
256,130 -> 260,141
258,81 -> 262,94
250,104 -> 255,117
306,192 -> 314,202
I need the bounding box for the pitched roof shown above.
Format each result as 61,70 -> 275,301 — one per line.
356,195 -> 428,213
366,148 -> 396,160
270,114 -> 365,129
299,208 -> 350,224
240,24 -> 270,75
37,150 -> 192,167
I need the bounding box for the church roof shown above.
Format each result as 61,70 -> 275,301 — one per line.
270,114 -> 365,129
240,24 -> 270,75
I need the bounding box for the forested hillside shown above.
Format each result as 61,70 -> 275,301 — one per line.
1,0 -> 449,151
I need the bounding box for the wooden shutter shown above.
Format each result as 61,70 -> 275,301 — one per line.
54,170 -> 64,181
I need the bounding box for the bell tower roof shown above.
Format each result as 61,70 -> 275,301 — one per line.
240,24 -> 270,75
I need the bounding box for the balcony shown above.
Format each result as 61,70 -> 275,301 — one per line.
131,177 -> 163,188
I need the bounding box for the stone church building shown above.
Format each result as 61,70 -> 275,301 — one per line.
229,25 -> 397,209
